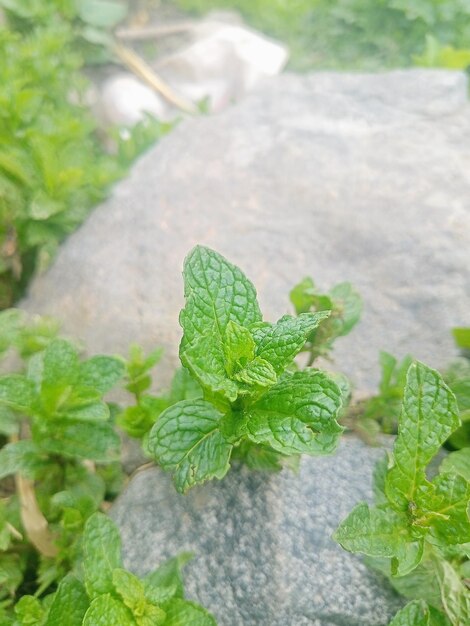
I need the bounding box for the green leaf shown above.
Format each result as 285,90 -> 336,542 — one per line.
440,449 -> 470,481
83,512 -> 122,598
163,599 -> 216,626
42,339 -> 79,387
232,357 -> 277,388
113,569 -> 167,624
0,439 -> 45,480
78,356 -> 125,394
45,575 -> 89,626
385,362 -> 460,510
421,472 -> 470,545
433,558 -> 470,626
232,441 -> 292,472
180,333 -> 238,402
0,405 -> 19,436
179,246 -> 262,351
246,370 -> 343,456
289,277 -> 316,314
77,0 -> 128,29
388,600 -> 437,626
144,553 -> 193,601
453,327 -> 470,350
251,312 -> 330,374
33,419 -> 120,462
334,503 -> 422,572
61,401 -> 110,422
329,281 -> 362,336
223,320 -> 255,376
0,375 -> 36,413
168,368 -> 202,403
14,595 -> 46,625
83,594 -> 136,626
148,400 -> 232,493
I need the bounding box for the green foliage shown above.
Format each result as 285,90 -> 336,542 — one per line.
334,362 -> 470,626
6,512 -> 216,625
0,6 -> 173,308
290,276 -> 362,363
0,25 -> 124,306
174,0 -> 470,70
148,246 -> 344,492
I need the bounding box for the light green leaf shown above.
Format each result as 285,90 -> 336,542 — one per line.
180,333 -> 238,402
289,277 -> 316,314
232,441 -> 291,472
148,399 -> 232,493
163,598 -> 217,626
334,503 -> 422,570
42,339 -> 79,387
251,312 -> 330,374
440,449 -> 470,482
453,327 -> 470,350
78,356 -> 125,394
433,558 -> 470,626
33,419 -> 120,462
45,575 -> 89,626
419,472 -> 470,545
232,357 -> 277,388
144,553 -> 193,601
112,568 -> 167,624
168,367 -> 202,403
246,370 -> 342,456
0,439 -> 45,480
223,320 -> 255,376
388,600 -> 436,626
329,281 -> 362,336
0,375 -> 36,413
83,593 -> 136,626
385,362 -> 460,510
62,400 -> 110,422
179,246 -> 262,350
14,595 -> 46,625
77,0 -> 128,28
83,513 -> 122,599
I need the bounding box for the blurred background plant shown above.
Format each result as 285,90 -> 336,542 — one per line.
173,0 -> 470,71
0,0 -> 171,309
1,0 -> 469,310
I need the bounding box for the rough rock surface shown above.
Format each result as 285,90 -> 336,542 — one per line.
21,70 -> 470,393
111,437 -> 403,626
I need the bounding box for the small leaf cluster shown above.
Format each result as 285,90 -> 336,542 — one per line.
0,330 -> 126,612
9,512 -> 216,626
290,275 -> 362,364
334,362 -> 470,625
0,6 -> 173,307
357,328 -> 470,447
148,246 -> 344,493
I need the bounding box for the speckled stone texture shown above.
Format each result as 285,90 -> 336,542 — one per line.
110,437 -> 402,625
20,70 -> 470,394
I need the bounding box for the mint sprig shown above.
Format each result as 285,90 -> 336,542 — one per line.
149,246 -> 344,492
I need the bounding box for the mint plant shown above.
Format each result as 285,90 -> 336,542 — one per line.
290,275 -> 362,364
334,362 -> 470,625
148,246 -> 344,493
10,512 -> 216,626
0,336 -> 125,607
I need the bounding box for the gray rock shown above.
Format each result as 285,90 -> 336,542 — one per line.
110,436 -> 403,626
20,70 -> 470,395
